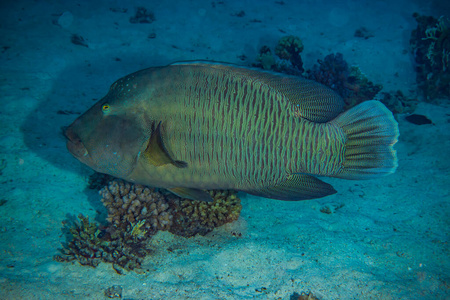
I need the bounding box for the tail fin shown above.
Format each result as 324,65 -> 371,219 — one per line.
331,100 -> 399,180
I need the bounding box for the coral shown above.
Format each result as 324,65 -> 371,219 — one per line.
169,190 -> 242,237
307,52 -> 350,95
54,215 -> 103,267
55,179 -> 242,273
307,53 -> 382,109
253,44 -> 385,110
100,180 -> 173,236
53,214 -> 152,274
255,46 -> 277,70
410,13 -> 450,101
376,90 -> 418,115
253,36 -> 305,75
275,35 -> 304,71
344,66 -> 383,108
253,39 -> 407,114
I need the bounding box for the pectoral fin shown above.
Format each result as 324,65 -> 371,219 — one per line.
143,122 -> 187,168
245,174 -> 336,201
168,187 -> 213,202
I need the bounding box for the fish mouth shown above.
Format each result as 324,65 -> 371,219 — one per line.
63,126 -> 88,159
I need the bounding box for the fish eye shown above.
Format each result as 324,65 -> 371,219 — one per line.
102,104 -> 110,113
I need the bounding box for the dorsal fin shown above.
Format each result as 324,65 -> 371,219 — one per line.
270,76 -> 345,123
234,67 -> 345,123
142,122 -> 187,168
172,62 -> 345,123
245,173 -> 337,201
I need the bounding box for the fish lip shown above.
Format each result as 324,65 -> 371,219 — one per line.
64,126 -> 88,159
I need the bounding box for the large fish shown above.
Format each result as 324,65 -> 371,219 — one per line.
64,62 -> 399,202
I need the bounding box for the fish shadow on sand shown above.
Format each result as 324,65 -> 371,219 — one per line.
21,51 -> 169,172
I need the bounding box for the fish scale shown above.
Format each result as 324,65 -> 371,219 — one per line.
179,68 -> 288,187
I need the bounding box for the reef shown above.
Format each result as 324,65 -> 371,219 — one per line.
252,36 -> 424,115
343,66 -> 383,108
255,45 -> 277,71
410,13 -> 450,101
253,34 -> 422,115
275,35 -> 304,72
307,53 -> 349,96
169,190 -> 242,237
307,53 -> 382,109
254,35 -> 304,75
55,179 -> 242,274
53,214 -> 152,274
100,180 -> 173,236
376,90 -> 418,115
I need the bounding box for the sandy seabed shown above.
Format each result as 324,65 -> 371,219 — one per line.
0,0 -> 449,299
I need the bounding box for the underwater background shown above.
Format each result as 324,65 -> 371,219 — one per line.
0,0 -> 449,299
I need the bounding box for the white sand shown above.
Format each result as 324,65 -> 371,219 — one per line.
0,0 -> 449,299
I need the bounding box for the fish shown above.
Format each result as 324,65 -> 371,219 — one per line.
64,62 -> 399,202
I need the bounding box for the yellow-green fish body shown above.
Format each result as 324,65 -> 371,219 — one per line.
65,62 -> 398,201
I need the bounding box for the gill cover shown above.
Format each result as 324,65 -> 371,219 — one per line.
65,96 -> 149,178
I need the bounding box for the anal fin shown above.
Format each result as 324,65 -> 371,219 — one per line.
245,174 -> 336,201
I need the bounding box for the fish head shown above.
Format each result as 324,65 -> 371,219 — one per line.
64,76 -> 151,178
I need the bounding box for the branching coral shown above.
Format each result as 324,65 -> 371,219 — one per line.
376,90 -> 418,115
255,46 -> 277,70
421,16 -> 450,72
410,13 -> 450,101
307,53 -> 382,109
307,52 -> 349,95
344,66 -> 383,108
253,35 -> 304,75
54,215 -> 103,267
100,180 -> 173,236
275,35 -> 304,71
254,35 -> 415,114
55,178 -> 242,273
53,214 -> 152,274
169,190 -> 242,237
